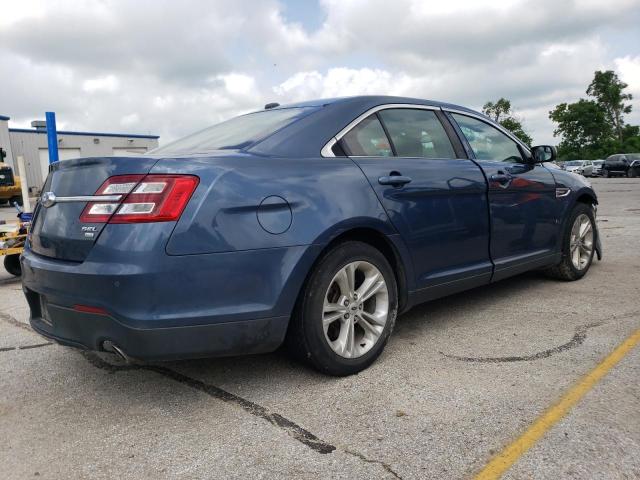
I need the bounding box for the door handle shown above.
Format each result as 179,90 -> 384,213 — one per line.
490,172 -> 512,188
378,174 -> 412,187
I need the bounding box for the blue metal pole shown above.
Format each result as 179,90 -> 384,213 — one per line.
45,111 -> 59,164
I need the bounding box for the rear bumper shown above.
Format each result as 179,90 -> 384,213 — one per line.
26,292 -> 288,360
21,243 -> 322,360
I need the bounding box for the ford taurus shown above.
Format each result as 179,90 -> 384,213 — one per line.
21,96 -> 602,375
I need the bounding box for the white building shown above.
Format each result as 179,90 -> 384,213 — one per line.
0,115 -> 159,193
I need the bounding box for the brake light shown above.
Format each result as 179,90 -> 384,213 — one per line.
80,174 -> 199,223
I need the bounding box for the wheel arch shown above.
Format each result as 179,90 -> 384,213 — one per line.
574,189 -> 598,207
291,227 -> 413,319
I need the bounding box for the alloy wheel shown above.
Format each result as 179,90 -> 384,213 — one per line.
570,213 -> 594,270
322,261 -> 389,358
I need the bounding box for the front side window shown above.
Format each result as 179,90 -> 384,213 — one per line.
451,113 -> 524,163
378,109 -> 455,159
340,115 -> 393,157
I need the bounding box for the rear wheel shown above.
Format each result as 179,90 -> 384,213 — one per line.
545,203 -> 595,281
3,254 -> 21,277
286,241 -> 398,376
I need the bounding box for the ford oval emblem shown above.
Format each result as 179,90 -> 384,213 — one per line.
41,191 -> 57,208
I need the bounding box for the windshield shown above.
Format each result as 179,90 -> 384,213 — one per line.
593,160 -> 603,165
150,107 -> 317,155
565,161 -> 582,166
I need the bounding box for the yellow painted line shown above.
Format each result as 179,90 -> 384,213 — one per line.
475,327 -> 640,480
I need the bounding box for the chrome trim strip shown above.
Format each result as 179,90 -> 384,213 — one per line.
54,195 -> 122,203
40,192 -> 123,208
321,103 -> 440,158
321,137 -> 338,158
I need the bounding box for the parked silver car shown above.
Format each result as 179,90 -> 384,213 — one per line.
563,160 -> 593,177
592,160 -> 604,176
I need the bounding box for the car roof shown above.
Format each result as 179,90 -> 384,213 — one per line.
248,95 -> 483,157
266,95 -> 477,114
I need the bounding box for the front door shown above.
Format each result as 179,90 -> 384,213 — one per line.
448,112 -> 560,280
339,107 -> 492,293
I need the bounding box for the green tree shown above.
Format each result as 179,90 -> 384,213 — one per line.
483,98 -> 533,145
549,70 -> 640,160
549,100 -> 612,159
586,70 -> 633,142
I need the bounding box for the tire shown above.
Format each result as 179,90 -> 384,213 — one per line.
3,254 -> 21,277
9,196 -> 23,207
628,169 -> 637,178
603,170 -> 609,178
545,203 -> 596,281
286,241 -> 398,376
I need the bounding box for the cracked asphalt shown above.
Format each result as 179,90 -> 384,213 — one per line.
1,177 -> 639,479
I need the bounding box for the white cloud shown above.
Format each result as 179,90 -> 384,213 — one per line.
615,55 -> 640,95
274,68 -> 418,101
0,0 -> 639,146
614,55 -> 640,126
119,113 -> 140,128
218,73 -> 258,97
82,75 -> 119,93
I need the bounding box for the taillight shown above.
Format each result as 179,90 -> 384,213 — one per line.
80,174 -> 199,223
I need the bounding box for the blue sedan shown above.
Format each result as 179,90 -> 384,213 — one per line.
22,96 -> 602,375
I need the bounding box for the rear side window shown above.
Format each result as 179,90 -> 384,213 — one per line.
452,113 -> 523,163
378,109 -> 455,159
341,115 -> 393,157
150,107 -> 316,155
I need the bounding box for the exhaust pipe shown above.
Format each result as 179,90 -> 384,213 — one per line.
102,340 -> 131,363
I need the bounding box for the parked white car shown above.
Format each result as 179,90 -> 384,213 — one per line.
562,160 -> 594,177
592,160 -> 604,176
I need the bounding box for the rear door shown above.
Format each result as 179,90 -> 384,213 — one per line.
340,107 -> 492,293
448,112 -> 559,280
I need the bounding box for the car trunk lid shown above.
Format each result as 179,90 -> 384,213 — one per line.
29,156 -> 160,262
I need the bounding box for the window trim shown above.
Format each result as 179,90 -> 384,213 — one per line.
339,113 -> 394,158
375,112 -> 398,157
321,103 -> 441,158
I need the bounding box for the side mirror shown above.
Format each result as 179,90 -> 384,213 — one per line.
531,145 -> 557,163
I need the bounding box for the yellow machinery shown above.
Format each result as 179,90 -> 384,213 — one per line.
0,221 -> 26,276
0,162 -> 24,207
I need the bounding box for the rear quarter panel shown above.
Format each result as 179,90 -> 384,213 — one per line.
151,155 -> 398,254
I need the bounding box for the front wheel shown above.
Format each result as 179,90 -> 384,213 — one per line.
545,203 -> 596,281
603,170 -> 609,178
286,241 -> 398,376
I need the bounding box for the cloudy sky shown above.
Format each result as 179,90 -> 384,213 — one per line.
1,0 -> 640,145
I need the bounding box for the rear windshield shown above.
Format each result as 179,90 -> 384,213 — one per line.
150,107 -> 316,155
